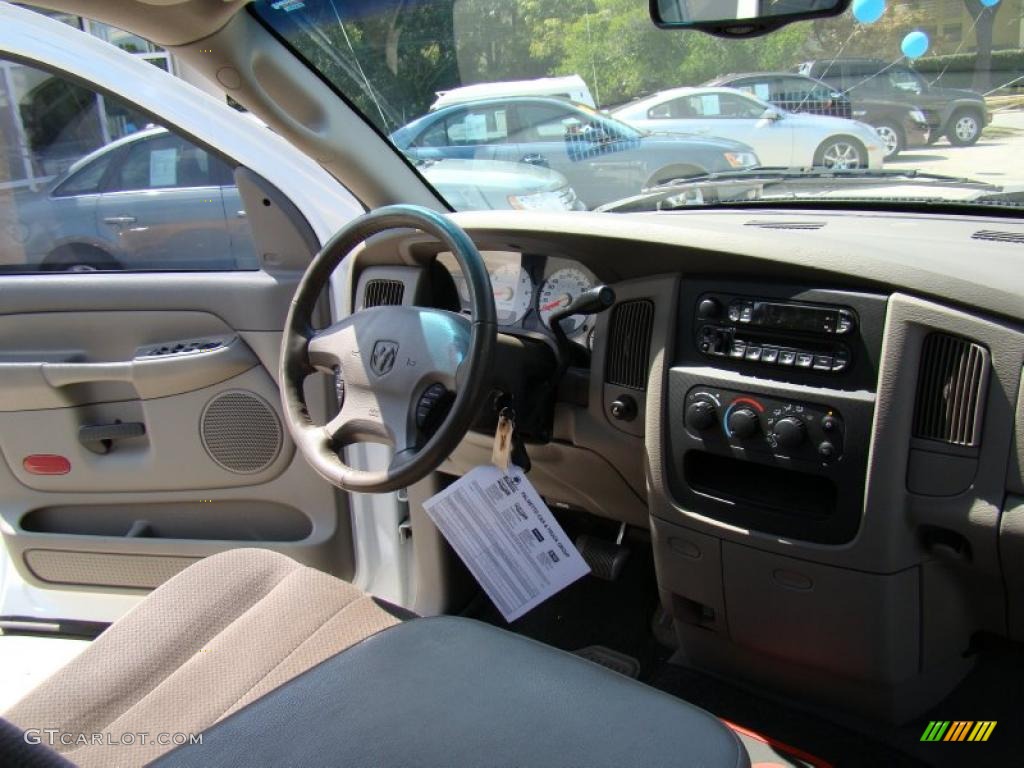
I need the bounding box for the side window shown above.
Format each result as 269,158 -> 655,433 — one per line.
718,94 -> 768,119
0,58 -> 255,273
889,68 -> 924,96
110,134 -> 220,192
52,152 -> 116,197
442,107 -> 510,145
742,80 -> 774,102
513,104 -> 580,141
648,101 -> 674,119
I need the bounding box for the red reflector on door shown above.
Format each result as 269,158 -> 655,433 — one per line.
23,455 -> 71,475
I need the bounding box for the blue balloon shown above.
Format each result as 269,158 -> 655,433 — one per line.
981,0 -> 1000,7
852,0 -> 885,24
901,30 -> 930,60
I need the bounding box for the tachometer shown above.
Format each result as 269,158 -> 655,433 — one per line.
490,263 -> 533,326
538,267 -> 594,337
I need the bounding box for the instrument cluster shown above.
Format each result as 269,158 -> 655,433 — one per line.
437,250 -> 600,347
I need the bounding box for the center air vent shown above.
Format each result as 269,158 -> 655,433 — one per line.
606,300 -> 654,390
972,229 -> 1024,244
912,333 -> 989,447
745,221 -> 826,230
364,279 -> 404,308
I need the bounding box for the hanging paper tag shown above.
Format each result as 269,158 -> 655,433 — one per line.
491,408 -> 514,471
423,464 -> 590,622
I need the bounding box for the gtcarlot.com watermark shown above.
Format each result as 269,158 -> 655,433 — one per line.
25,730 -> 202,748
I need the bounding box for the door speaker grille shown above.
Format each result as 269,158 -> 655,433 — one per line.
201,391 -> 282,474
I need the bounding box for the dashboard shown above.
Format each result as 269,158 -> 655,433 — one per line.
352,206 -> 1024,726
435,250 -> 600,347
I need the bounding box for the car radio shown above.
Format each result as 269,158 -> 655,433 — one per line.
694,294 -> 858,373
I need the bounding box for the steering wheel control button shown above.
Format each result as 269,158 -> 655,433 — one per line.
685,400 -> 717,432
416,384 -> 450,428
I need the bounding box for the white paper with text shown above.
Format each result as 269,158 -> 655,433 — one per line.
423,465 -> 590,621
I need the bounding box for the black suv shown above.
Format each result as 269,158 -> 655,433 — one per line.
796,58 -> 991,147
708,71 -> 930,159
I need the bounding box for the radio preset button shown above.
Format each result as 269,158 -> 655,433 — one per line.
795,352 -> 814,368
745,346 -> 763,361
777,349 -> 796,366
761,346 -> 779,364
813,354 -> 834,371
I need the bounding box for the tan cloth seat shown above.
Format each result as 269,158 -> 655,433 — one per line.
3,548 -> 400,767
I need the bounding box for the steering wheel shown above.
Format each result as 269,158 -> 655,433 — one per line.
280,205 -> 496,493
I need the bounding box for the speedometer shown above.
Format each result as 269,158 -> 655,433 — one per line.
490,263 -> 533,326
538,267 -> 594,337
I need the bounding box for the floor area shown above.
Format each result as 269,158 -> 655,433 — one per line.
467,513 -> 1024,768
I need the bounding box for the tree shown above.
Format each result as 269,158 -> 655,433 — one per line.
963,0 -> 1000,92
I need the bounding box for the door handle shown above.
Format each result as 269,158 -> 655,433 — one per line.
79,421 -> 146,454
103,216 -> 137,225
236,210 -> 247,218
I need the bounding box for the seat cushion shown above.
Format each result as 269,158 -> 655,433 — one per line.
3,548 -> 399,767
153,616 -> 750,768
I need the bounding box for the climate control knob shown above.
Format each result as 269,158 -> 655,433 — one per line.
685,400 -> 717,431
727,407 -> 760,439
772,417 -> 807,450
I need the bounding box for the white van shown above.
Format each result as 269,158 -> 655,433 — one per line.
430,75 -> 595,111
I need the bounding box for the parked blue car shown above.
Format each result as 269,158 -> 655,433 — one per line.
391,96 -> 760,209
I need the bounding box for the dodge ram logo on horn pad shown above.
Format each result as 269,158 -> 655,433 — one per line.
370,340 -> 399,376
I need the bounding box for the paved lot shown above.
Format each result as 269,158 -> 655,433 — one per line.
886,110 -> 1024,183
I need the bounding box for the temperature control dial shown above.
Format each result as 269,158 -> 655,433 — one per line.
727,407 -> 760,439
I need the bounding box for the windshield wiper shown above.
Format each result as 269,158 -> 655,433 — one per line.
597,167 -> 1003,213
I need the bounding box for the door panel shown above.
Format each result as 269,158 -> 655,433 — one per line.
0,263 -> 349,612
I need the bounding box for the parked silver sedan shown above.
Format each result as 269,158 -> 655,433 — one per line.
14,127 -> 584,272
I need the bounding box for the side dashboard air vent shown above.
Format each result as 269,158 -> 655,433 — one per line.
745,221 -> 826,230
972,229 -> 1024,244
364,279 -> 405,308
606,299 -> 654,390
912,333 -> 989,447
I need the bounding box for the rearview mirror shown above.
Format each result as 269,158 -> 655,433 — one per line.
651,0 -> 850,38
761,108 -> 782,121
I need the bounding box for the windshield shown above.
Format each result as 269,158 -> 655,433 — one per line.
254,0 -> 1021,213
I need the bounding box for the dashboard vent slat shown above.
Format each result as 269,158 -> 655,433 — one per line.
606,299 -> 654,390
912,333 -> 989,447
972,229 -> 1024,244
364,279 -> 405,308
